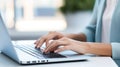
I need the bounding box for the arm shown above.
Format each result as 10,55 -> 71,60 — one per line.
86,42 -> 112,56
65,34 -> 112,57
65,33 -> 86,42
43,37 -> 112,57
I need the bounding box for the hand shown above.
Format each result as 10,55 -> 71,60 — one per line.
34,31 -> 65,48
43,37 -> 90,54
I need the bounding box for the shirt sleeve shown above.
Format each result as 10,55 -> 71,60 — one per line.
111,43 -> 120,59
81,0 -> 99,42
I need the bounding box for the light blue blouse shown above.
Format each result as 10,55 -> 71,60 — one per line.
81,0 -> 120,66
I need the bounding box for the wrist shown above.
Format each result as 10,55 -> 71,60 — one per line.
64,34 -> 75,39
82,42 -> 92,54
65,33 -> 86,41
74,42 -> 91,54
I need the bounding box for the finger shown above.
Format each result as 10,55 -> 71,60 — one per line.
36,37 -> 46,48
36,32 -> 52,48
44,40 -> 60,53
36,35 -> 55,48
34,38 -> 40,44
34,39 -> 41,48
44,37 -> 69,51
54,46 -> 68,53
45,31 -> 63,47
45,34 -> 56,47
35,31 -> 55,47
46,46 -> 58,53
44,40 -> 66,53
43,32 -> 57,47
46,39 -> 49,47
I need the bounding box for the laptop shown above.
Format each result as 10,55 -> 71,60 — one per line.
0,12 -> 89,65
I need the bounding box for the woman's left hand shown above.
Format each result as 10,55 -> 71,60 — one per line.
43,37 -> 90,54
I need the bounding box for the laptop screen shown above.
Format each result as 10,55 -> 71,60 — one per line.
0,11 -> 12,51
0,11 -> 18,57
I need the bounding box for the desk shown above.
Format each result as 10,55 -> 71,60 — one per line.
0,53 -> 118,67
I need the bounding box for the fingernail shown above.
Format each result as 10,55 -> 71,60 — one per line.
54,50 -> 58,53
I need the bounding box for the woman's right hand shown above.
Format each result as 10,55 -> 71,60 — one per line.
34,31 -> 65,48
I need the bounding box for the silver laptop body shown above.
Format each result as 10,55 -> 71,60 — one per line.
0,12 -> 89,65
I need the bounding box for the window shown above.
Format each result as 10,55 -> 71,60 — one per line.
0,0 -> 14,28
2,0 -> 67,32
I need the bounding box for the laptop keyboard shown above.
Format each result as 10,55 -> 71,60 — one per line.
14,42 -> 66,59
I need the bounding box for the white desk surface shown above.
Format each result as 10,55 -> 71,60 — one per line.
0,53 -> 118,67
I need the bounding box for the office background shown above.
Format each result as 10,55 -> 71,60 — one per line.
0,0 -> 94,40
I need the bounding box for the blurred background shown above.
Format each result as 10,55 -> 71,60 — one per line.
0,0 -> 95,40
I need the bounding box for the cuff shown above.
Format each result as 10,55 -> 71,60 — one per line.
81,29 -> 95,42
111,43 -> 120,59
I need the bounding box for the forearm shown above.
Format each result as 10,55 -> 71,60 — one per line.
86,42 -> 112,56
65,33 -> 86,42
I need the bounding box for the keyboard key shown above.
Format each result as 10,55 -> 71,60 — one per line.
14,43 -> 66,59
